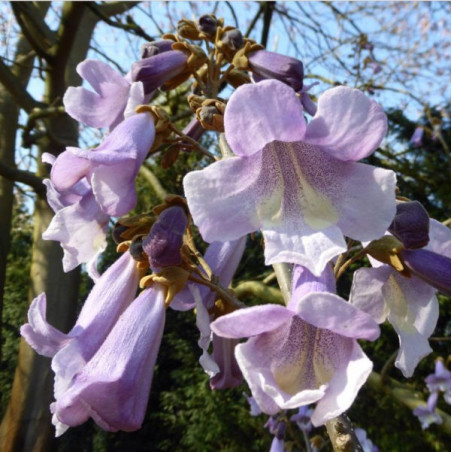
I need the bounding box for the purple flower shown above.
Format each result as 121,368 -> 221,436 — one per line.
211,265 -> 379,425
290,406 -> 314,433
64,59 -> 147,130
248,50 -> 304,91
410,126 -> 424,147
426,360 -> 451,403
21,250 -> 139,356
269,437 -> 285,452
184,80 -> 396,276
21,251 -> 141,435
43,113 -> 154,270
413,392 -> 443,430
210,334 -> 242,390
42,154 -> 110,272
350,219 -> 450,377
131,50 -> 188,95
355,428 -> 379,452
51,112 -> 155,217
51,287 -> 165,434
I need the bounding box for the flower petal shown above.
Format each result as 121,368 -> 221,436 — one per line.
293,292 -> 380,341
263,226 -> 346,277
383,273 -> 437,377
20,293 -> 70,357
211,305 -> 295,339
305,86 -> 387,161
184,155 -> 262,242
71,113 -> 155,165
425,218 -> 451,257
391,320 -> 433,378
51,150 -> 91,192
63,86 -> 127,129
77,59 -> 129,94
52,252 -> 140,399
335,163 -> 396,241
349,266 -> 393,323
64,60 -> 131,129
311,341 -> 372,426
42,193 -> 109,272
91,160 -> 137,216
224,80 -> 306,157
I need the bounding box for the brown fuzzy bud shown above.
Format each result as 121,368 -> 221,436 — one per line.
196,99 -> 225,131
177,19 -> 200,40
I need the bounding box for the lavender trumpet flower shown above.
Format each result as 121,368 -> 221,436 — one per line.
351,218 -> 450,377
63,59 -> 147,130
211,265 -> 379,425
184,80 -> 396,276
51,287 -> 166,434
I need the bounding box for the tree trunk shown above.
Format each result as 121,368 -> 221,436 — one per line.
0,32 -> 36,366
0,4 -> 101,450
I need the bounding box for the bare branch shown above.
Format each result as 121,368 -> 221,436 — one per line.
52,2 -> 87,67
0,57 -> 44,112
11,2 -> 55,62
0,161 -> 45,198
97,1 -> 141,17
260,1 -> 275,48
86,3 -> 155,42
244,3 -> 264,38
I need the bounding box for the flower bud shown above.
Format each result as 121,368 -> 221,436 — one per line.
177,19 -> 200,40
198,14 -> 218,37
388,201 -> 430,249
129,236 -> 147,263
179,118 -> 205,152
143,206 -> 188,269
141,39 -> 174,59
131,51 -> 188,94
401,249 -> 451,295
221,28 -> 244,51
248,50 -> 304,91
196,99 -> 225,132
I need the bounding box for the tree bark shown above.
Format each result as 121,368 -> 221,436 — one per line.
0,3 -> 103,450
0,1 -> 46,377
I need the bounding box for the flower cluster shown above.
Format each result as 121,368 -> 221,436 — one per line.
20,12 -> 450,450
